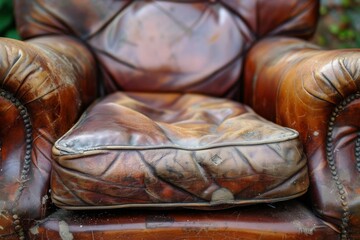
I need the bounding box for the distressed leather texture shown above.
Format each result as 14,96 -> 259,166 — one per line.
8,0 -> 360,239
15,0 -> 319,98
0,37 -> 97,237
52,92 -> 308,209
244,37 -> 360,237
30,201 -> 339,240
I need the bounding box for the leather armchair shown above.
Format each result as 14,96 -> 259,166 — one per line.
0,0 -> 359,239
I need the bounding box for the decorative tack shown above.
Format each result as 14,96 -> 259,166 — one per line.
0,88 -> 32,240
326,91 -> 360,240
356,133 -> 360,173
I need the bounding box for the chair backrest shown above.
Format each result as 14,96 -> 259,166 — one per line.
15,0 -> 319,99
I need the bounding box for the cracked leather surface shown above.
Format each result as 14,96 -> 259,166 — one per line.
52,92 -> 308,209
30,201 -> 338,240
0,36 -> 97,237
244,37 -> 360,236
0,0 -> 326,237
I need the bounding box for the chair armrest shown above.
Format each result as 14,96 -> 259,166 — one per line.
243,37 -> 360,238
0,36 -> 97,238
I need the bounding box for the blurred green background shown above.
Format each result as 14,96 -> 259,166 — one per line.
313,0 -> 360,48
0,0 -> 20,39
0,0 -> 359,48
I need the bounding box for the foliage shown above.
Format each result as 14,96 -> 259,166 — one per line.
313,0 -> 360,48
0,0 -> 20,39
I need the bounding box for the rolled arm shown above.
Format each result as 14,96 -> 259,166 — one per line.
0,36 -> 97,238
243,37 -> 360,238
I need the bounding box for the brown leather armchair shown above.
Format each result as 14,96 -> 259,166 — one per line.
0,0 -> 359,239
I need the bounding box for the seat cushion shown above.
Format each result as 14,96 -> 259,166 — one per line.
51,92 -> 308,209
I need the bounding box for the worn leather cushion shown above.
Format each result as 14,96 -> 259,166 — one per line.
51,92 -> 308,209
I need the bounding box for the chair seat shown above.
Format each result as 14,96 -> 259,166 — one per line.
51,92 -> 308,209
29,201 -> 338,239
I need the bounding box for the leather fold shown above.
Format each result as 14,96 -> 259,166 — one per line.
0,36 -> 97,237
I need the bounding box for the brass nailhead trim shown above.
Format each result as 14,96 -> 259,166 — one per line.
356,133 -> 360,173
0,89 -> 32,240
326,91 -> 360,240
12,214 -> 25,240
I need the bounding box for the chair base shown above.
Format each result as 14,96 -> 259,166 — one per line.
29,200 -> 338,240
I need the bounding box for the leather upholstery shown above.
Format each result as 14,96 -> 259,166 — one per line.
15,0 -> 319,97
52,92 -> 308,209
0,36 -> 97,238
3,0 -> 359,239
244,37 -> 360,237
30,201 -> 339,240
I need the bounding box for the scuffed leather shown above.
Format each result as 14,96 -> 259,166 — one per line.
244,37 -> 360,235
30,201 -> 338,240
52,92 -> 308,209
0,0 -> 338,238
14,0 -> 319,98
0,37 -> 97,237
